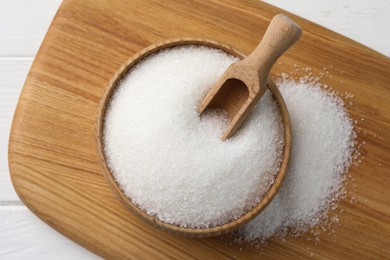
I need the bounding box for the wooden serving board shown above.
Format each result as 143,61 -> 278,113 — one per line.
9,0 -> 390,258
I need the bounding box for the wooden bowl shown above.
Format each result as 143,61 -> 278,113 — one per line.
96,38 -> 291,238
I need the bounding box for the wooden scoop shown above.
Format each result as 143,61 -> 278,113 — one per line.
199,14 -> 301,140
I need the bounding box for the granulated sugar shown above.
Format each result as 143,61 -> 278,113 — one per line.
238,79 -> 355,242
103,46 -> 284,228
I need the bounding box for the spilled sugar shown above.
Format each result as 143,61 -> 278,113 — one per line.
103,46 -> 284,228
238,79 -> 356,242
104,45 -> 356,238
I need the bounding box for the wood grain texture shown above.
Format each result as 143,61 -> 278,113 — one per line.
8,0 -> 390,259
0,59 -> 32,202
199,14 -> 300,140
263,0 -> 390,56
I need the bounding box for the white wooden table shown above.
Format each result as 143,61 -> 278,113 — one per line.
1,1 -> 389,258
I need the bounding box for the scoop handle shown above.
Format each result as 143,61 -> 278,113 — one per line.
243,14 -> 302,85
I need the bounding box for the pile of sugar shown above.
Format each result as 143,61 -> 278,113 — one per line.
238,79 -> 356,242
103,46 -> 284,228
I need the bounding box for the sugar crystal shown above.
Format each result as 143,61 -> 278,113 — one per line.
239,80 -> 355,242
103,46 -> 284,228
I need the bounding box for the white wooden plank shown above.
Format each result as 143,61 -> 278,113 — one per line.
0,0 -> 61,57
263,0 -> 390,56
0,206 -> 100,259
0,59 -> 32,202
0,174 -> 20,204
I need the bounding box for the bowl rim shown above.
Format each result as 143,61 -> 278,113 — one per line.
95,37 -> 291,238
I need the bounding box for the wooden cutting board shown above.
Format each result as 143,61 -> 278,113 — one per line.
9,0 -> 390,258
